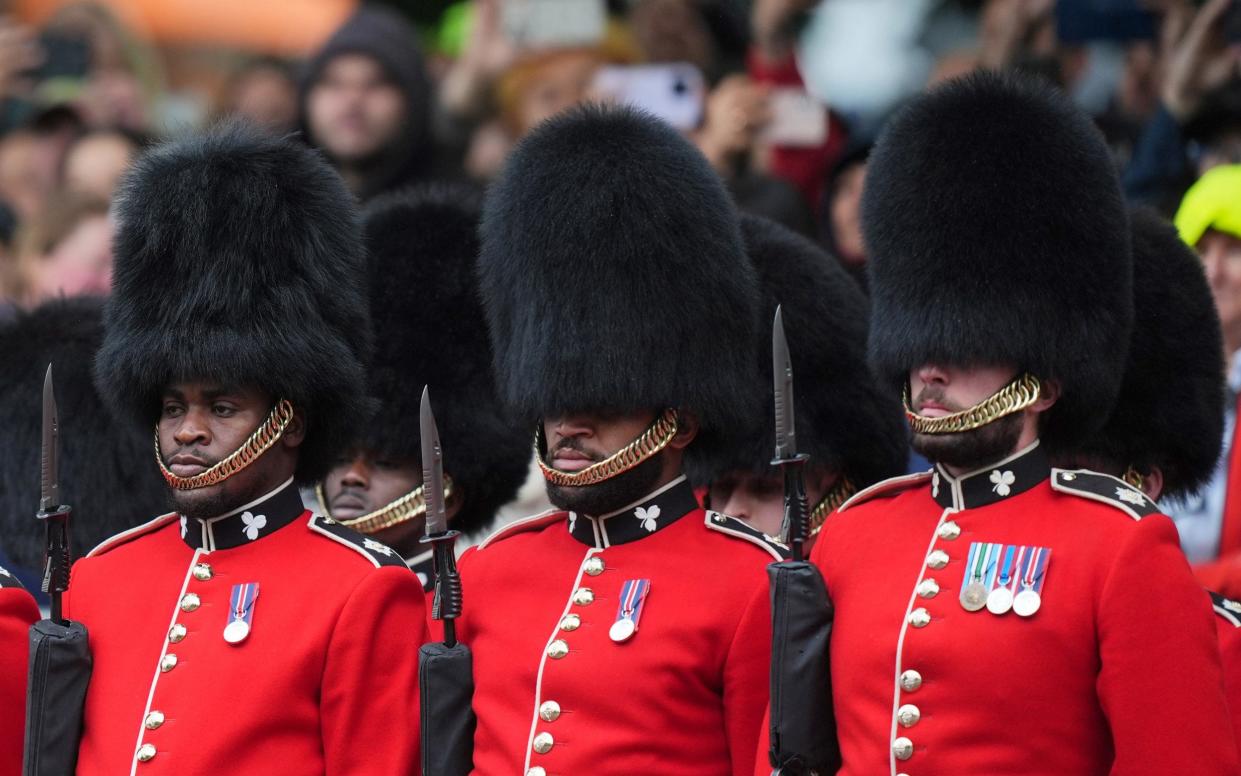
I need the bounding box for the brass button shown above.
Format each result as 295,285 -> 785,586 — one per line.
908,608 -> 931,628
900,669 -> 922,692
926,550 -> 950,570
916,579 -> 939,599
583,557 -> 605,576
527,770 -> 547,776
168,624 -> 187,643
160,654 -> 178,672
547,640 -> 569,659
572,588 -> 594,606
896,704 -> 920,728
532,731 -> 554,754
937,521 -> 961,540
539,700 -> 562,722
136,743 -> 157,762
192,563 -> 213,581
559,614 -> 581,632
892,736 -> 914,760
179,593 -> 200,612
144,711 -> 165,730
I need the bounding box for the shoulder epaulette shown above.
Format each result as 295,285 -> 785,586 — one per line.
704,511 -> 789,562
1211,591 -> 1241,628
87,513 -> 180,558
307,514 -> 409,569
838,470 -> 934,513
0,564 -> 27,591
477,509 -> 564,550
1049,469 -> 1161,521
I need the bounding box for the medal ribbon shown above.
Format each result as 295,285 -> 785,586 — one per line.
1021,547 -> 1045,591
229,582 -> 260,623
616,579 -> 650,625
1003,546 -> 1027,595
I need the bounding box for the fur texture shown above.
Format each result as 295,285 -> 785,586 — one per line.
0,297 -> 166,569
685,214 -> 908,489
94,122 -> 371,484
863,71 -> 1133,447
360,185 -> 531,535
478,104 -> 758,437
1075,208 -> 1224,498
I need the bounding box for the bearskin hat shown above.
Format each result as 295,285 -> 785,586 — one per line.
478,104 -> 758,439
685,213 -> 908,489
1072,208 -> 1224,498
0,297 -> 166,570
94,122 -> 371,484
359,185 -> 531,535
863,71 -> 1132,447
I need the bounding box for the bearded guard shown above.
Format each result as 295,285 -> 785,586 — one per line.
315,185 -> 531,587
68,123 -> 428,775
458,104 -> 785,776
795,71 -> 1239,775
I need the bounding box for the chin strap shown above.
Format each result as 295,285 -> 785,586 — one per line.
157,399 -> 295,490
904,374 -> 1042,435
315,476 -> 455,535
536,409 -> 679,487
808,476 -> 856,536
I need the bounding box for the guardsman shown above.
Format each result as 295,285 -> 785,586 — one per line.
459,104 -> 784,776
66,124 -> 427,774
799,72 -> 1239,775
687,212 -> 907,542
315,185 -> 531,585
0,567 -> 38,776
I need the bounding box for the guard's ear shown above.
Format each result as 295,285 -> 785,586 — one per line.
281,405 -> 307,449
1032,378 -> 1061,413
669,409 -> 699,450
1142,467 -> 1165,502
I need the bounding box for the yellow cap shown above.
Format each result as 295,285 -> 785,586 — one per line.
1175,164 -> 1241,246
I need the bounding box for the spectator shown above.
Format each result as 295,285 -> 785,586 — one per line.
221,57 -> 298,134
10,192 -> 111,306
299,5 -> 437,201
60,127 -> 142,201
818,142 -> 870,288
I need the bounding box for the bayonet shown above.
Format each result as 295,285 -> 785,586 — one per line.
419,386 -> 463,646
40,364 -> 59,513
421,387 -> 448,537
36,364 -> 73,624
770,307 -> 810,562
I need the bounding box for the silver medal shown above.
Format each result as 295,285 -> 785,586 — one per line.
986,586 -> 1014,615
960,582 -> 989,612
1013,589 -> 1042,617
223,618 -> 251,644
609,617 -> 636,643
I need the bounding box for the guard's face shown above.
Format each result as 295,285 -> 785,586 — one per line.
542,410 -> 659,471
323,451 -> 422,521
908,363 -> 1018,417
709,468 -> 837,538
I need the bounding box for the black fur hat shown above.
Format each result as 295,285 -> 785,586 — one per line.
863,71 -> 1132,447
685,213 -> 908,489
359,185 -> 531,535
478,104 -> 757,436
1073,208 -> 1225,498
94,122 -> 371,484
0,297 -> 167,569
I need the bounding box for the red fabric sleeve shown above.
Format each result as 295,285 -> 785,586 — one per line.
1197,552 -> 1241,600
0,588 -> 39,776
724,580 -> 773,776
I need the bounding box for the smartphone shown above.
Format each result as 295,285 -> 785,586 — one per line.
762,89 -> 829,148
502,0 -> 605,49
24,33 -> 92,81
590,64 -> 706,132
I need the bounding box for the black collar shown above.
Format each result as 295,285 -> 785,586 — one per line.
567,475 -> 699,548
180,479 -> 306,551
406,549 -> 434,591
931,441 -> 1049,511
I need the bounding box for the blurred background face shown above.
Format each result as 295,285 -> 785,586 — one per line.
628,0 -> 715,75
62,131 -> 137,201
306,53 -> 406,163
1200,229 -> 1241,350
229,63 -> 297,133
25,213 -> 112,303
829,161 -> 867,265
515,51 -> 600,136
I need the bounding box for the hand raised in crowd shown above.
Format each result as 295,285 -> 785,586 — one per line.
693,74 -> 771,174
977,0 -> 1056,70
1161,0 -> 1241,122
440,0 -> 519,122
0,17 -> 42,100
751,0 -> 819,64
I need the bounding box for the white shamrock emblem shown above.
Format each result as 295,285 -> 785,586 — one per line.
635,505 -> 661,532
1116,487 -> 1147,506
180,516 -> 188,539
989,470 -> 1015,497
241,511 -> 267,541
931,472 -> 940,498
1226,599 -> 1241,614
363,538 -> 394,557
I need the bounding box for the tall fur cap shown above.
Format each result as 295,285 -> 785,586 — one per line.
360,185 -> 531,535
478,104 -> 758,434
863,71 -> 1133,446
94,122 -> 372,484
0,298 -> 166,569
1073,208 -> 1224,498
684,214 -> 908,489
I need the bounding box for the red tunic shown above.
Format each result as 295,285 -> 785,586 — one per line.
1213,592 -> 1241,749
0,570 -> 39,776
457,476 -> 784,776
64,480 -> 427,776
804,443 -> 1239,776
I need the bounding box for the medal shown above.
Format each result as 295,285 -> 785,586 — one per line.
986,545 -> 1020,615
960,543 -> 996,612
223,582 -> 260,644
610,578 -> 650,643
1013,547 -> 1049,618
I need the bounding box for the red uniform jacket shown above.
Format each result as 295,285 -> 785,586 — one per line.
457,475 -> 784,776
1213,592 -> 1241,748
0,570 -> 39,776
65,480 -> 428,776
806,443 -> 1239,776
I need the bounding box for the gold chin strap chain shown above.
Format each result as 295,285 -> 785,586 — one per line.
1123,466 -> 1145,491
903,373 -> 1042,436
315,476 -> 455,535
156,399 -> 296,490
808,476 -> 856,537
537,408 -> 680,488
